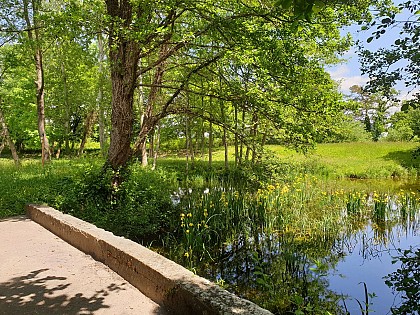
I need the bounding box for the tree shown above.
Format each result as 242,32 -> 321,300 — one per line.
359,1 -> 420,104
347,85 -> 398,140
387,107 -> 420,141
102,0 -> 373,171
22,0 -> 51,164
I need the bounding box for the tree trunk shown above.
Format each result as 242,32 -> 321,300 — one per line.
0,138 -> 4,156
78,110 -> 98,156
152,124 -> 160,170
59,45 -> 71,154
208,97 -> 214,167
0,104 -> 20,166
140,137 -> 148,167
185,116 -> 189,173
97,33 -> 107,157
240,108 -> 246,164
251,113 -> 258,164
149,128 -> 154,163
234,103 -> 238,167
106,0 -> 141,170
209,120 -> 213,168
23,0 -> 50,165
136,44 -> 168,166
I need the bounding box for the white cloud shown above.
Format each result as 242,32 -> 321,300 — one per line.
398,88 -> 420,101
327,65 -> 368,94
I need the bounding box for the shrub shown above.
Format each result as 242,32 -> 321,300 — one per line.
60,164 -> 178,242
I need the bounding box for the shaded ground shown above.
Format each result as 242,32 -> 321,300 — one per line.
0,216 -> 168,315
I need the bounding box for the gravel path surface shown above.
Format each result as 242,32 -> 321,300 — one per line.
0,216 -> 168,315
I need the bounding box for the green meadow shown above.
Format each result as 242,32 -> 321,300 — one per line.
1,142 -> 419,218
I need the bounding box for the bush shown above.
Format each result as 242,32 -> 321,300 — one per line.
320,118 -> 371,143
386,125 -> 414,142
60,164 -> 178,242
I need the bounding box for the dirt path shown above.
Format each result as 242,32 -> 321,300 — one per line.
0,216 -> 168,315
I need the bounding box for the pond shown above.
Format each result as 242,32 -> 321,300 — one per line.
329,220 -> 419,314
164,178 -> 420,314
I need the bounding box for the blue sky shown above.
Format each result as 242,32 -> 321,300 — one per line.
327,2 -> 418,102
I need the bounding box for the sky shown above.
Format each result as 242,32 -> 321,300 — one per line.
327,2 -> 418,102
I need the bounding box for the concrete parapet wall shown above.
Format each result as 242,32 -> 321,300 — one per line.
26,204 -> 273,315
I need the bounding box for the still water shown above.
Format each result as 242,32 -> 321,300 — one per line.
171,180 -> 420,314
329,222 -> 419,314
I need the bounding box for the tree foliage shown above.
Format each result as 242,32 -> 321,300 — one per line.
359,1 -> 420,105
0,0 -> 377,169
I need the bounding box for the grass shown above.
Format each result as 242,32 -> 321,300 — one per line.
0,141 -> 419,219
0,156 -> 104,218
266,142 -> 420,179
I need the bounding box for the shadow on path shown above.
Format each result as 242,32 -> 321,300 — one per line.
0,216 -> 28,223
0,269 -> 122,315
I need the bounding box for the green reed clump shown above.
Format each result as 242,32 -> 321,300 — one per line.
371,192 -> 390,222
396,190 -> 420,220
173,174 -> 349,269
345,191 -> 366,215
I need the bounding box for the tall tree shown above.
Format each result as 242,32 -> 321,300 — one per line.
23,0 -> 50,164
103,0 -> 373,171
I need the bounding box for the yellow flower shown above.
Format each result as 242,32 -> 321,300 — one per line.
189,223 -> 194,227
180,213 -> 185,218
187,212 -> 192,217
186,229 -> 190,234
184,252 -> 189,258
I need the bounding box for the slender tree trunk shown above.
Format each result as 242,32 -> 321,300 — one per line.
185,116 -> 190,173
137,44 -> 168,166
251,113 -> 258,163
152,124 -> 160,170
78,110 -> 97,156
0,105 -> 19,166
23,0 -> 50,165
209,122 -> 213,167
200,120 -> 205,161
140,141 -> 148,166
222,126 -> 228,169
240,108 -> 245,164
59,46 -> 70,154
234,103 -> 238,167
149,128 -> 154,162
209,98 -> 213,168
0,137 -> 5,156
218,77 -> 228,168
200,81 -> 205,161
97,33 -> 107,157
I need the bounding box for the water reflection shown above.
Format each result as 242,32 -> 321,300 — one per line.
168,181 -> 420,314
330,220 -> 419,314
